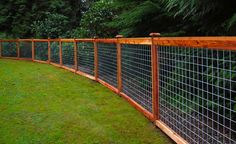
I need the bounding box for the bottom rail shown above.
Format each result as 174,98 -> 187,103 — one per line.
120,92 -> 154,121
155,120 -> 188,144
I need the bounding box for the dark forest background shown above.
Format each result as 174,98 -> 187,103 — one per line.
0,0 -> 236,38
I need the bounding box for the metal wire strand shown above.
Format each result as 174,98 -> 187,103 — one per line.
35,42 -> 48,61
158,46 -> 236,144
121,44 -> 152,112
77,42 -> 94,76
1,42 -> 17,57
62,42 -> 74,69
19,42 -> 32,58
98,43 -> 117,88
50,41 -> 60,64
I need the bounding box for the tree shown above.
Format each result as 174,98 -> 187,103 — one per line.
108,0 -> 184,37
161,0 -> 236,35
31,13 -> 69,38
0,0 -> 93,38
73,0 -> 117,38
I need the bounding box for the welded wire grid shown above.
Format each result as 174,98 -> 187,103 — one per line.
50,41 -> 60,64
121,44 -> 152,112
62,42 -> 74,69
158,46 -> 236,144
35,42 -> 48,61
77,42 -> 94,76
19,41 -> 32,58
98,43 -> 117,87
1,42 -> 17,57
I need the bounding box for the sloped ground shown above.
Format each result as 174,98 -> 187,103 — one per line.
0,59 -> 172,144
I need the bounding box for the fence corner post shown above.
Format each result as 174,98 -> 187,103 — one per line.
59,38 -> 62,66
74,39 -> 78,72
32,38 -> 35,61
94,36 -> 99,81
48,38 -> 51,64
116,35 -> 123,94
150,32 -> 161,120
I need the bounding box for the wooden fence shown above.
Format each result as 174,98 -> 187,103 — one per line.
0,35 -> 236,144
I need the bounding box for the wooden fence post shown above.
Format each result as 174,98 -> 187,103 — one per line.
116,35 -> 123,94
150,33 -> 161,120
17,39 -> 20,59
48,38 -> 51,63
32,39 -> 35,61
59,38 -> 62,66
74,39 -> 78,71
94,36 -> 98,81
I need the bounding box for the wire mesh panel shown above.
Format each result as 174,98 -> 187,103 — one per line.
35,42 -> 48,61
77,42 -> 94,76
1,42 -> 17,57
19,41 -> 32,58
158,46 -> 236,144
50,41 -> 60,64
98,43 -> 117,87
62,42 -> 74,69
121,44 -> 152,112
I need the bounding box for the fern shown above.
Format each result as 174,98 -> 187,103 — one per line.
225,13 -> 236,30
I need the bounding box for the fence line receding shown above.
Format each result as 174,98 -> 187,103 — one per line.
0,36 -> 235,144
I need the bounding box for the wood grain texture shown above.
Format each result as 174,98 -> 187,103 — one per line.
48,38 -> 51,63
119,38 -> 151,45
32,39 -> 35,60
120,92 -> 155,121
151,37 -> 159,120
154,37 -> 236,50
98,78 -> 119,94
96,39 -> 116,43
33,59 -> 48,64
74,40 -> 78,71
94,38 -> 98,81
1,37 -> 235,50
76,70 -> 95,80
116,37 -> 122,94
155,120 -> 188,144
59,39 -> 62,66
17,40 -> 20,59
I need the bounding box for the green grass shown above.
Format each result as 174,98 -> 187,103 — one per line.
0,59 -> 172,144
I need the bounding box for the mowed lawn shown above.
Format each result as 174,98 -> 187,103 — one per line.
0,59 -> 172,144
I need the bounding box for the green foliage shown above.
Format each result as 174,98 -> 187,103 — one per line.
0,0 -> 89,38
0,0 -> 236,37
0,0 -> 33,37
161,48 -> 236,122
224,13 -> 236,35
31,13 -> 69,38
108,0 -> 183,37
161,0 -> 236,35
73,0 -> 117,38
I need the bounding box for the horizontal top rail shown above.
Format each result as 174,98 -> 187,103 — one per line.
33,39 -> 49,42
60,39 -> 75,42
154,37 -> 236,50
0,39 -> 18,42
75,39 -> 93,42
1,37 -> 236,50
96,39 -> 116,43
19,39 -> 33,42
48,39 -> 61,42
119,38 -> 151,45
